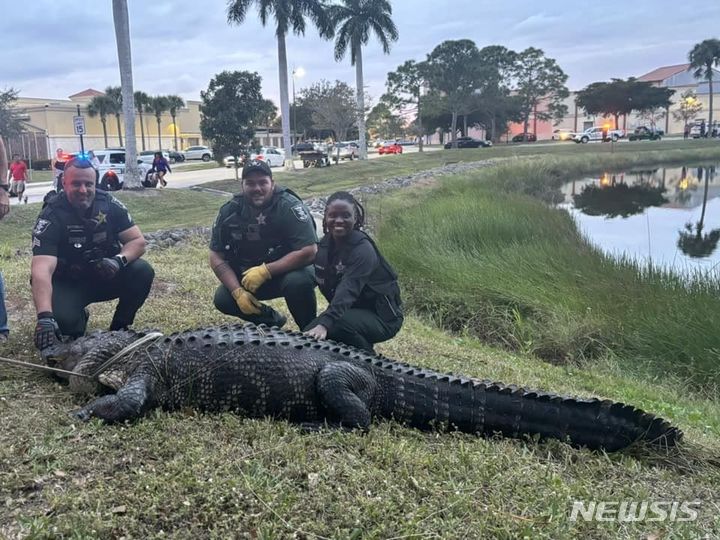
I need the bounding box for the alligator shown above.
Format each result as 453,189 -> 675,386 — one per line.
45,323 -> 682,452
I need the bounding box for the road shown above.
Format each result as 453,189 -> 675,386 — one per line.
18,145 -> 439,205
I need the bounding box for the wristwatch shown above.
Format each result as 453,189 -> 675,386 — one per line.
114,254 -> 129,267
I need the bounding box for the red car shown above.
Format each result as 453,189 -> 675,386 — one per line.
378,142 -> 403,155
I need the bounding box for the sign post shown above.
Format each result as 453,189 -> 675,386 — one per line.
73,104 -> 86,153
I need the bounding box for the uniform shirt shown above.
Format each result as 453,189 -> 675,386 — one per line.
32,191 -> 134,277
314,230 -> 403,332
210,186 -> 316,270
9,161 -> 27,181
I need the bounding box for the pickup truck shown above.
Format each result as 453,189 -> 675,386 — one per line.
574,127 -> 624,143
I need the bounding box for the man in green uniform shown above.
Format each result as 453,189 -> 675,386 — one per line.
209,159 -> 317,329
31,156 -> 155,352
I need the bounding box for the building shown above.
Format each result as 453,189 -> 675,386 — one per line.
507,63 -> 720,140
7,88 -> 206,162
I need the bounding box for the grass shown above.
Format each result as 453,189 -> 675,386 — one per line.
202,138 -> 720,195
1,146 -> 720,538
378,153 -> 720,390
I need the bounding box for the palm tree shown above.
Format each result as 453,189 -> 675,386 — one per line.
227,0 -> 332,169
111,0 -> 141,188
87,94 -> 114,148
147,96 -> 169,150
166,95 -> 185,151
134,91 -> 150,151
678,167 -> 720,258
329,0 -> 398,160
105,86 -> 124,146
688,38 -> 720,136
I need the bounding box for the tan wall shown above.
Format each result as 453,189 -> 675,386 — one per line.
15,95 -> 206,154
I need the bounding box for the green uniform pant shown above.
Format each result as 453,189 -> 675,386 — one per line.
214,266 -> 317,329
52,259 -> 155,338
306,308 -> 402,353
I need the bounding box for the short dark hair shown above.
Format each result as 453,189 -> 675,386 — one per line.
63,156 -> 97,176
323,191 -> 365,234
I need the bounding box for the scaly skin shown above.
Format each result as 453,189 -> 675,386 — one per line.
51,323 -> 682,451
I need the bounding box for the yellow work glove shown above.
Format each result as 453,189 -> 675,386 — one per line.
241,263 -> 272,293
231,287 -> 262,315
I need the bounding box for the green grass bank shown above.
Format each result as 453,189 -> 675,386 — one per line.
379,150 -> 720,390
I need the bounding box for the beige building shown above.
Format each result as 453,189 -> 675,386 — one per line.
7,88 -> 206,161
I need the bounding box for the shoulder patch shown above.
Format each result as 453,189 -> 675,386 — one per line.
33,218 -> 52,236
291,204 -> 309,222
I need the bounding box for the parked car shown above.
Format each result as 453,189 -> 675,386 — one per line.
91,149 -> 153,190
138,150 -> 170,165
628,126 -> 662,141
183,145 -> 213,161
378,142 -> 403,155
552,129 -> 576,141
166,149 -> 185,163
573,127 -> 624,143
331,142 -> 358,161
224,147 -> 286,168
444,136 -> 492,149
512,133 -> 537,143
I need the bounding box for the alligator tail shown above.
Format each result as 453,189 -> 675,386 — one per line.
373,364 -> 682,451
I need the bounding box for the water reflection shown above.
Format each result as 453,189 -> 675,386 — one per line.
677,166 -> 720,258
572,173 -> 668,217
560,164 -> 720,274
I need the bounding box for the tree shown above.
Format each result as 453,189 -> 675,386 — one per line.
576,78 -> 673,130
673,89 -> 703,130
366,100 -> 406,139
329,0 -> 398,159
300,80 -> 357,142
200,71 -> 266,181
112,0 -> 141,187
0,88 -> 25,140
134,91 -> 150,151
227,0 -> 332,169
688,38 -> 720,134
147,96 -> 169,151
424,40 -> 485,148
258,98 -> 278,146
166,95 -> 185,151
104,86 -> 124,146
87,94 -> 114,148
511,47 -> 569,140
385,60 -> 425,150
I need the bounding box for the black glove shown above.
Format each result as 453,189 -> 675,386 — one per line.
94,257 -> 122,280
34,312 -> 61,351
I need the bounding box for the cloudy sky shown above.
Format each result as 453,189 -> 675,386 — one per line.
2,0 -> 719,106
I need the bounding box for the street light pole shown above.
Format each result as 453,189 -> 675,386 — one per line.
291,66 -> 305,150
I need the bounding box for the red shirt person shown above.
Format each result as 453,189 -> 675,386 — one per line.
8,155 -> 28,198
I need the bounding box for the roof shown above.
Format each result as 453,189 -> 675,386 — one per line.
637,64 -> 690,83
68,88 -> 104,99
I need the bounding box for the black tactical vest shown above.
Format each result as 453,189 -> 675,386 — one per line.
47,192 -> 122,279
314,230 -> 403,323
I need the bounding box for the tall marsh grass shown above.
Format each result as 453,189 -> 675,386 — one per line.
381,156 -> 720,388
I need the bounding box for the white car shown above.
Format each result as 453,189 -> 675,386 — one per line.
92,149 -> 152,190
224,147 -> 286,168
138,150 -> 170,165
574,127 -> 624,143
183,145 -> 214,161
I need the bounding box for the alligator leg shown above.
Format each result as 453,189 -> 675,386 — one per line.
72,376 -> 151,423
315,362 -> 377,429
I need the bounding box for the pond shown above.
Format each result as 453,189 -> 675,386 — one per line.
559,164 -> 720,274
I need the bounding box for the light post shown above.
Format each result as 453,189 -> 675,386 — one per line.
292,66 -> 305,150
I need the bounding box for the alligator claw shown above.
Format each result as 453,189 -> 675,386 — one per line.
71,409 -> 92,422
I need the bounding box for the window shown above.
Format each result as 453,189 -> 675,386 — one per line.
109,153 -> 125,164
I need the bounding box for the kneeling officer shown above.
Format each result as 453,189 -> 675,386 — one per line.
209,159 -> 317,328
31,156 -> 155,352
